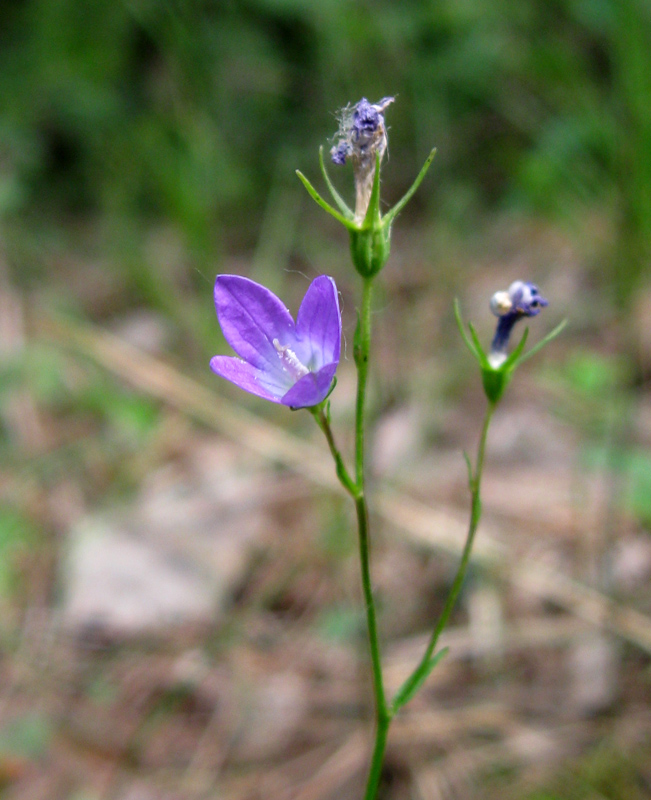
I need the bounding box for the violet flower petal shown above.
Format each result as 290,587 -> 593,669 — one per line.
281,362 -> 338,408
294,275 -> 341,370
214,276 -> 296,374
209,356 -> 288,402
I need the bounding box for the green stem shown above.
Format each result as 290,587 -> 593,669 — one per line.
313,380 -> 496,799
313,407 -> 357,497
309,403 -> 387,730
391,401 -> 495,714
352,277 -> 392,800
314,277 -> 389,798
355,279 -> 373,486
363,712 -> 391,800
355,492 -> 389,722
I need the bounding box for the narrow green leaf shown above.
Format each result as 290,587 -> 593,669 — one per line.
467,322 -> 490,368
383,148 -> 437,227
319,147 -> 354,219
515,319 -> 568,366
295,171 -> 356,230
392,648 -> 450,711
454,299 -> 480,360
503,326 -> 530,371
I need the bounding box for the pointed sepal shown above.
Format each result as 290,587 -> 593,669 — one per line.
296,170 -> 357,230
454,299 -> 488,367
319,147 -> 354,220
383,148 -> 437,228
511,319 -> 568,366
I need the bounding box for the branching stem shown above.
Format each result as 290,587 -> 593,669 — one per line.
311,285 -> 496,800
390,401 -> 495,715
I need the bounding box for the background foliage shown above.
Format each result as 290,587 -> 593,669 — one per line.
2,0 -> 650,304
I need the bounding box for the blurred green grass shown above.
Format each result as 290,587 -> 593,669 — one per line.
1,0 -> 650,307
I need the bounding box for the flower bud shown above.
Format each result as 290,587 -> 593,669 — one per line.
349,225 -> 391,278
489,281 -> 548,367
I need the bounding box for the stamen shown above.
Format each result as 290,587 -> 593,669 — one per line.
273,339 -> 310,380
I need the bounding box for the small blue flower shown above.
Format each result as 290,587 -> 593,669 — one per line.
489,281 -> 548,366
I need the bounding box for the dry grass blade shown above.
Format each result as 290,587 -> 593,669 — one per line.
291,731 -> 367,800
0,272 -> 46,452
413,721 -> 592,800
40,313 -> 651,656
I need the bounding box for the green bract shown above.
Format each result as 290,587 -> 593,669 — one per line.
297,147 -> 436,278
454,299 -> 567,405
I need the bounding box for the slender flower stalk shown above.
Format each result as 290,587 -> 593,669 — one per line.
351,278 -> 392,798
311,277 -> 391,799
299,98 -> 436,799
355,279 -> 374,485
390,402 -> 495,715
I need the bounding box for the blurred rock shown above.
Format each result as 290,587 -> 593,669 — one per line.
467,583 -> 505,662
567,632 -> 619,715
233,671 -> 308,762
120,783 -> 176,800
61,439 -> 267,635
110,309 -> 172,355
610,535 -> 651,591
371,404 -> 424,477
63,517 -> 217,633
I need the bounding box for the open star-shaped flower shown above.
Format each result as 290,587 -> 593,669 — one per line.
210,275 -> 341,408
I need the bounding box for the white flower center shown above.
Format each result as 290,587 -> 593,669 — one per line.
488,351 -> 507,368
273,339 -> 310,381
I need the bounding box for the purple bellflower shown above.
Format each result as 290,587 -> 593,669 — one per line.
210,275 -> 341,409
489,281 -> 548,367
330,97 -> 394,222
